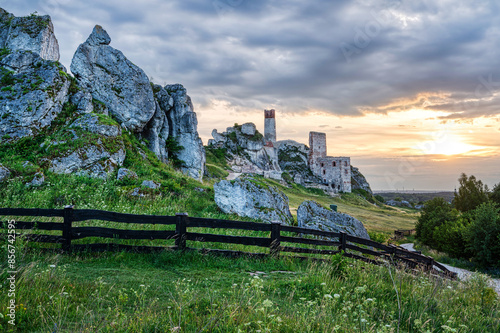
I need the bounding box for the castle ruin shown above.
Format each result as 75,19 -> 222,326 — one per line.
308,132 -> 351,193
208,109 -> 353,194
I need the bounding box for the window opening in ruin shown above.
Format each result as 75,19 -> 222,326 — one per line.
333,162 -> 336,167
344,161 -> 348,166
323,170 -> 326,175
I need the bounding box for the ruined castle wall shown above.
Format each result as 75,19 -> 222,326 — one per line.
308,131 -> 351,193
314,157 -> 351,192
308,131 -> 327,173
264,109 -> 276,144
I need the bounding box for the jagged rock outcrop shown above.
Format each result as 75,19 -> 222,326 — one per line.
164,84 -> 205,181
0,9 -> 59,61
297,200 -> 370,239
351,166 -> 373,195
0,164 -> 10,181
0,50 -> 70,142
209,123 -> 281,179
70,25 -> 155,132
214,177 -> 293,224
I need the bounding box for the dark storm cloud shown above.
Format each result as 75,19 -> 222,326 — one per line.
4,0 -> 500,119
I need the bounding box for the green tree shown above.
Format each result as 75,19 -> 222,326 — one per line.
464,202 -> 500,267
490,182 -> 500,206
452,173 -> 489,212
415,197 -> 460,249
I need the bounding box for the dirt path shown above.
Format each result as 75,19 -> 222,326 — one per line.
400,243 -> 500,295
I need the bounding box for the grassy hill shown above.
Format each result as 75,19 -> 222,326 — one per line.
1,128 -> 498,332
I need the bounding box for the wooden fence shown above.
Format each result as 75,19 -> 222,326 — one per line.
394,229 -> 416,240
0,207 -> 456,279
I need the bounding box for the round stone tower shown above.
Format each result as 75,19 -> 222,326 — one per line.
264,109 -> 276,144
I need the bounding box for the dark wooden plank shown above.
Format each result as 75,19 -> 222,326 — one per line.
10,221 -> 64,231
280,236 -> 341,247
433,261 -> 454,275
186,232 -> 270,247
0,208 -> 64,217
72,209 -> 177,225
346,244 -> 386,257
71,243 -> 173,253
281,225 -> 341,239
281,246 -> 341,255
187,217 -> 272,231
71,227 -> 176,240
345,234 -> 393,251
392,247 -> 434,264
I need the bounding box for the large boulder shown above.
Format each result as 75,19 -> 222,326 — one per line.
214,177 -> 293,224
0,50 -> 70,142
0,9 -> 59,61
70,25 -> 155,132
297,200 -> 370,239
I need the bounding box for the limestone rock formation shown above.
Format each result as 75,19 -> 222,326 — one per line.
70,91 -> 93,114
26,171 -> 44,187
117,168 -> 137,181
162,84 -> 205,181
70,25 -> 155,132
0,50 -> 70,142
214,177 -> 293,224
142,180 -> 161,189
351,166 -> 373,195
0,164 -> 10,182
49,144 -> 125,179
209,123 -> 281,178
275,140 -> 319,184
297,200 -> 370,239
0,9 -> 59,61
70,114 -> 121,137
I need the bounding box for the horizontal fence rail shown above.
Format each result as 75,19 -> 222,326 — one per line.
0,207 -> 457,279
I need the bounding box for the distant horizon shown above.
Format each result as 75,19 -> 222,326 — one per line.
2,1 -> 499,190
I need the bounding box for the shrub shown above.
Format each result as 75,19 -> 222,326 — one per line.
464,202 -> 500,267
415,197 -> 460,249
374,194 -> 385,203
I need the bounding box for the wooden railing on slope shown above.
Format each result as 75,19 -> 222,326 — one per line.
0,207 -> 456,279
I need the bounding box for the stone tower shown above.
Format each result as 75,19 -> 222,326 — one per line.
264,109 -> 276,144
308,131 -> 327,166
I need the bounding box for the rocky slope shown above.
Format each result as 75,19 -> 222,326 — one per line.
0,9 -> 205,181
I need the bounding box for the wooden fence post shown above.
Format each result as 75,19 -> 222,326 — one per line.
62,205 -> 74,252
175,213 -> 188,250
426,258 -> 434,272
340,232 -> 346,254
270,222 -> 281,257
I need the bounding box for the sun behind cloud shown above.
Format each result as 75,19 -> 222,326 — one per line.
417,134 -> 487,156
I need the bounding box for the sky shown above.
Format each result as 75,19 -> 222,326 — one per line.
3,0 -> 500,191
